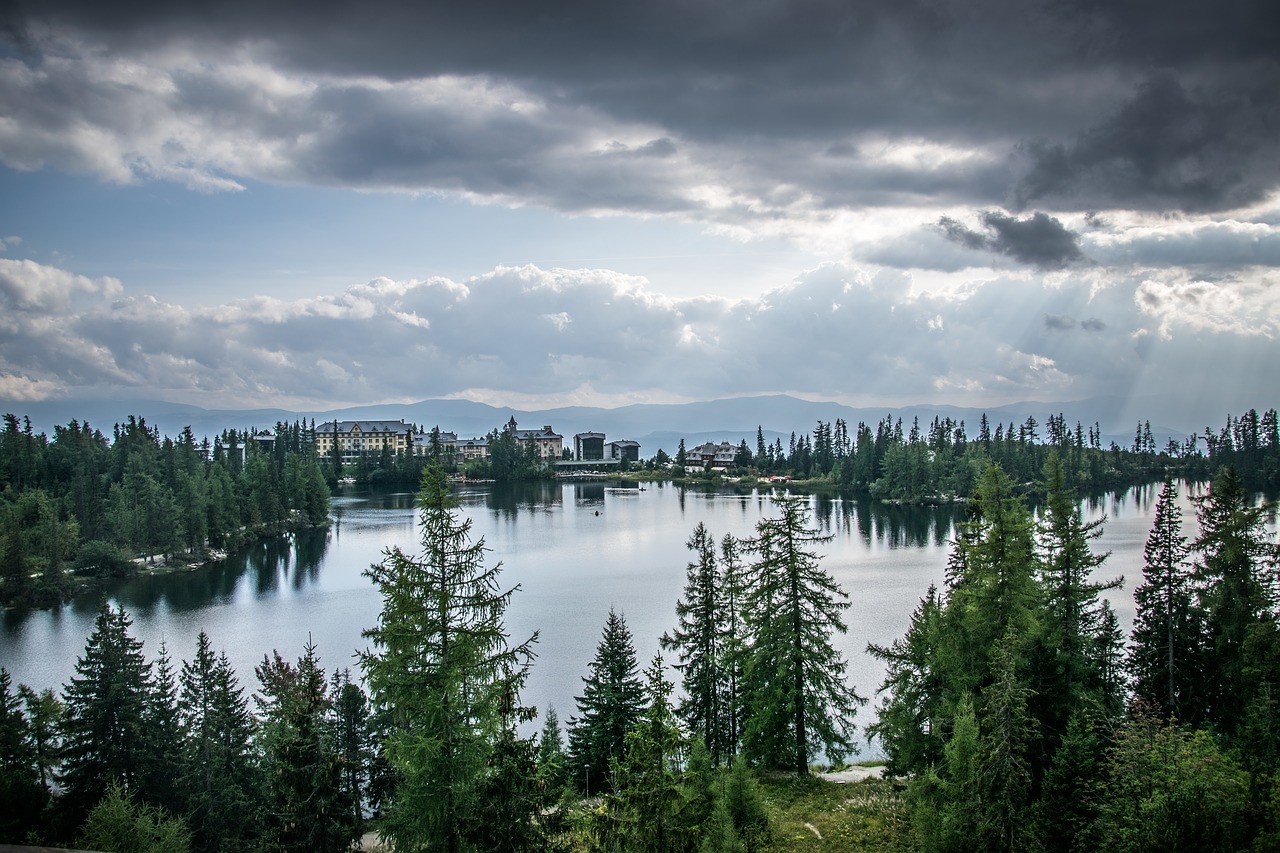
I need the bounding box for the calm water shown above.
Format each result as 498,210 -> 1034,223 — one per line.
0,480 -> 1206,754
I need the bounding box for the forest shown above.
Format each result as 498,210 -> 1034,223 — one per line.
663,408 -> 1280,503
7,402 -> 1275,612
2,453 -> 1278,851
0,414 -> 331,609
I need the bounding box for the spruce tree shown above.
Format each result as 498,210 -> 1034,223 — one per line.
719,533 -> 746,757
569,607 -> 645,795
140,640 -> 185,816
0,668 -> 48,840
867,585 -> 945,776
1034,452 -> 1119,737
329,668 -> 373,833
470,673 -> 563,852
1192,466 -> 1280,733
360,465 -> 536,851
256,641 -> 356,853
944,463 -> 1039,698
58,603 -> 152,823
740,493 -> 863,774
661,523 -> 730,765
1129,479 -> 1201,721
18,683 -> 60,800
600,655 -> 687,853
536,705 -> 568,792
179,632 -> 261,853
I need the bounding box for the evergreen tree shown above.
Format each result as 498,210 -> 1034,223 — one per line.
58,603 -> 152,823
867,586 -> 946,776
720,754 -> 771,851
740,494 -> 863,774
330,668 -> 373,832
1091,711 -> 1249,853
536,705 -> 569,793
1030,709 -> 1104,853
360,465 -> 536,852
1034,452 -> 1119,737
944,463 -> 1040,700
1128,480 -> 1202,721
1191,467 -> 1280,734
0,668 -> 48,840
256,640 -> 357,853
719,534 -> 747,757
140,640 -> 185,816
599,655 -> 687,853
78,782 -> 193,853
975,630 -> 1039,853
470,673 -> 565,852
180,632 -> 261,853
569,607 -> 645,795
662,523 -> 730,765
18,683 -> 61,801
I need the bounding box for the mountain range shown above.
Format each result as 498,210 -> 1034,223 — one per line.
2,393 -> 1253,457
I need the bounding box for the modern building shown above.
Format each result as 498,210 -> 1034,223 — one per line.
607,439 -> 641,462
574,432 -> 606,461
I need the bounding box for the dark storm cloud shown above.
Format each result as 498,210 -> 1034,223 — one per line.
937,211 -> 1085,269
3,0 -> 1277,215
1015,71 -> 1280,212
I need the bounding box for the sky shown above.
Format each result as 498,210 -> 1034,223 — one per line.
1,0 -> 1278,421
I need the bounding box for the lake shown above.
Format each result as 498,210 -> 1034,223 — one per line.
0,479 -> 1203,755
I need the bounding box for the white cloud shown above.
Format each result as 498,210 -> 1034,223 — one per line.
1135,274 -> 1280,339
0,256 -> 1274,414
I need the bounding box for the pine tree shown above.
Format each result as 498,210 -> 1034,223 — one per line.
719,534 -> 747,757
867,585 -> 946,776
179,632 -> 261,853
58,603 -> 152,823
329,668 -> 373,833
536,705 -> 568,792
1128,480 -> 1201,721
661,523 -> 730,765
0,668 -> 48,840
1192,467 -> 1280,733
740,494 -> 863,774
140,640 -> 185,816
1034,452 -> 1119,736
360,465 -> 536,852
256,641 -> 356,853
569,607 -> 645,795
600,655 -> 687,853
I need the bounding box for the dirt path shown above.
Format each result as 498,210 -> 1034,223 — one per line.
817,765 -> 886,783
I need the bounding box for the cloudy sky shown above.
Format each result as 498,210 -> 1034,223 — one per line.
1,0 -> 1277,422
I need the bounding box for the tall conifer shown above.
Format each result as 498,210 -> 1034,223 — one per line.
569,608 -> 645,795
661,523 -> 730,765
59,603 -> 151,823
1129,480 -> 1201,720
360,465 -> 536,852
740,494 -> 863,774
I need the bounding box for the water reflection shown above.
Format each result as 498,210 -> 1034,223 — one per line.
0,477 -> 1190,730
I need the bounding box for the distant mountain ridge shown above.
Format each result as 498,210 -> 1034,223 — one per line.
2,392 -> 1255,457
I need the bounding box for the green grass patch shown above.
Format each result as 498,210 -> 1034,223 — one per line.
756,774 -> 914,852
